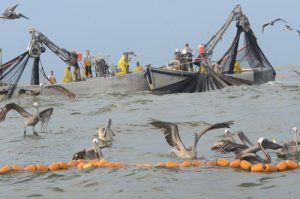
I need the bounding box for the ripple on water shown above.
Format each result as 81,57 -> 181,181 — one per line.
26,193 -> 44,198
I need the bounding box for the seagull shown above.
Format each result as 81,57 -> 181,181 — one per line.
17,83 -> 76,101
72,138 -> 104,160
0,4 -> 29,20
0,102 -> 53,136
262,18 -> 287,33
283,25 -> 293,31
97,118 -> 115,147
149,119 -> 233,159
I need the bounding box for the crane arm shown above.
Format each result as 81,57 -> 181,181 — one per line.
27,28 -> 78,67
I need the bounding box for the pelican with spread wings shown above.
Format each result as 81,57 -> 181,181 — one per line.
262,18 -> 287,33
0,4 -> 29,20
149,119 -> 234,159
0,102 -> 53,136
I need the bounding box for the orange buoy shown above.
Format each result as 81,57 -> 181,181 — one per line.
286,160 -> 298,169
24,164 -> 36,172
217,158 -> 230,167
240,160 -> 252,171
180,160 -> 192,168
48,162 -> 60,171
264,164 -> 278,172
58,162 -> 68,169
68,160 -> 79,167
155,162 -> 165,167
277,161 -> 288,171
251,163 -> 264,172
114,162 -> 126,168
77,162 -> 85,169
230,159 -> 241,168
206,160 -> 218,166
77,159 -> 87,164
11,164 -> 23,172
140,163 -> 153,167
165,161 -> 179,168
0,165 -> 11,173
36,164 -> 48,172
82,163 -> 94,169
191,160 -> 204,167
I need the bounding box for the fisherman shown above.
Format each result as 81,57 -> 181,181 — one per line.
234,60 -> 242,73
181,43 -> 193,71
194,43 -> 207,73
133,61 -> 143,73
116,53 -> 130,76
48,70 -> 57,84
95,58 -> 108,77
63,66 -> 73,83
74,66 -> 82,81
83,50 -> 93,78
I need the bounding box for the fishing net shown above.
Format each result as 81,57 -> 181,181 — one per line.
0,51 -> 30,100
218,26 -> 275,75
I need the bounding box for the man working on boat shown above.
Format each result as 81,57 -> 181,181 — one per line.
83,50 -> 93,78
63,66 -> 73,83
181,43 -> 193,71
48,70 -> 57,84
133,61 -> 143,73
116,52 -> 131,76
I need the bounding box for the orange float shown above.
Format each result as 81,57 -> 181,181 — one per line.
286,160 -> 298,169
277,161 -> 288,171
0,165 -> 11,173
180,160 -> 192,168
155,162 -> 165,167
58,162 -> 69,169
24,164 -> 36,172
251,163 -> 264,172
48,162 -> 60,171
217,159 -> 230,167
11,164 -> 23,172
206,160 -> 218,166
140,163 -> 153,167
77,162 -> 85,169
36,164 -> 48,172
165,161 -> 179,168
68,160 -> 79,167
82,163 -> 94,169
230,159 -> 241,168
240,160 -> 252,171
264,164 -> 278,172
192,160 -> 204,167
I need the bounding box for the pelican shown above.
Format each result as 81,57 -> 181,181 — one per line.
211,129 -> 253,153
149,119 -> 233,159
0,4 -> 29,20
238,137 -> 283,164
297,30 -> 300,36
283,25 -> 293,31
97,118 -> 115,147
0,102 -> 53,136
72,138 -> 103,160
262,18 -> 287,33
275,127 -> 299,159
17,83 -> 76,101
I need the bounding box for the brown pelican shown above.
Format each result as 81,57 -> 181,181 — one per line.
17,83 -> 76,101
0,4 -> 29,20
262,18 -> 287,33
97,118 -> 115,147
149,119 -> 234,159
275,127 -> 299,159
0,102 -> 53,136
72,138 -> 103,160
238,137 -> 283,164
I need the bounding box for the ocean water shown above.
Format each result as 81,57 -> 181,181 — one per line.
0,65 -> 300,198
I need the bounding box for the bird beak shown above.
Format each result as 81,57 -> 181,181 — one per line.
19,13 -> 29,19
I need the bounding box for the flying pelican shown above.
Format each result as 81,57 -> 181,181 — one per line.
17,83 -> 76,101
97,118 -> 115,147
149,119 -> 234,159
275,127 -> 299,159
297,30 -> 300,36
283,25 -> 293,31
0,102 -> 53,136
0,4 -> 29,20
262,18 -> 287,33
72,138 -> 104,160
238,137 -> 283,164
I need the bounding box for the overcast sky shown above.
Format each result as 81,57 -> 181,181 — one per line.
1,0 -> 300,82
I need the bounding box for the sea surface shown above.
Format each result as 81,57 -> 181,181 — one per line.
1,65 -> 300,198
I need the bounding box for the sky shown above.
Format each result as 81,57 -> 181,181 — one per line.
1,0 -> 300,82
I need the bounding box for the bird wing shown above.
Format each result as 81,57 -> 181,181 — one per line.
0,103 -> 32,121
17,88 -> 39,97
4,4 -> 18,15
44,85 -> 76,99
72,149 -> 86,160
18,13 -> 29,20
39,108 -> 53,132
262,23 -> 270,33
273,18 -> 287,23
218,142 -> 248,154
195,121 -> 234,142
149,119 -> 187,151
